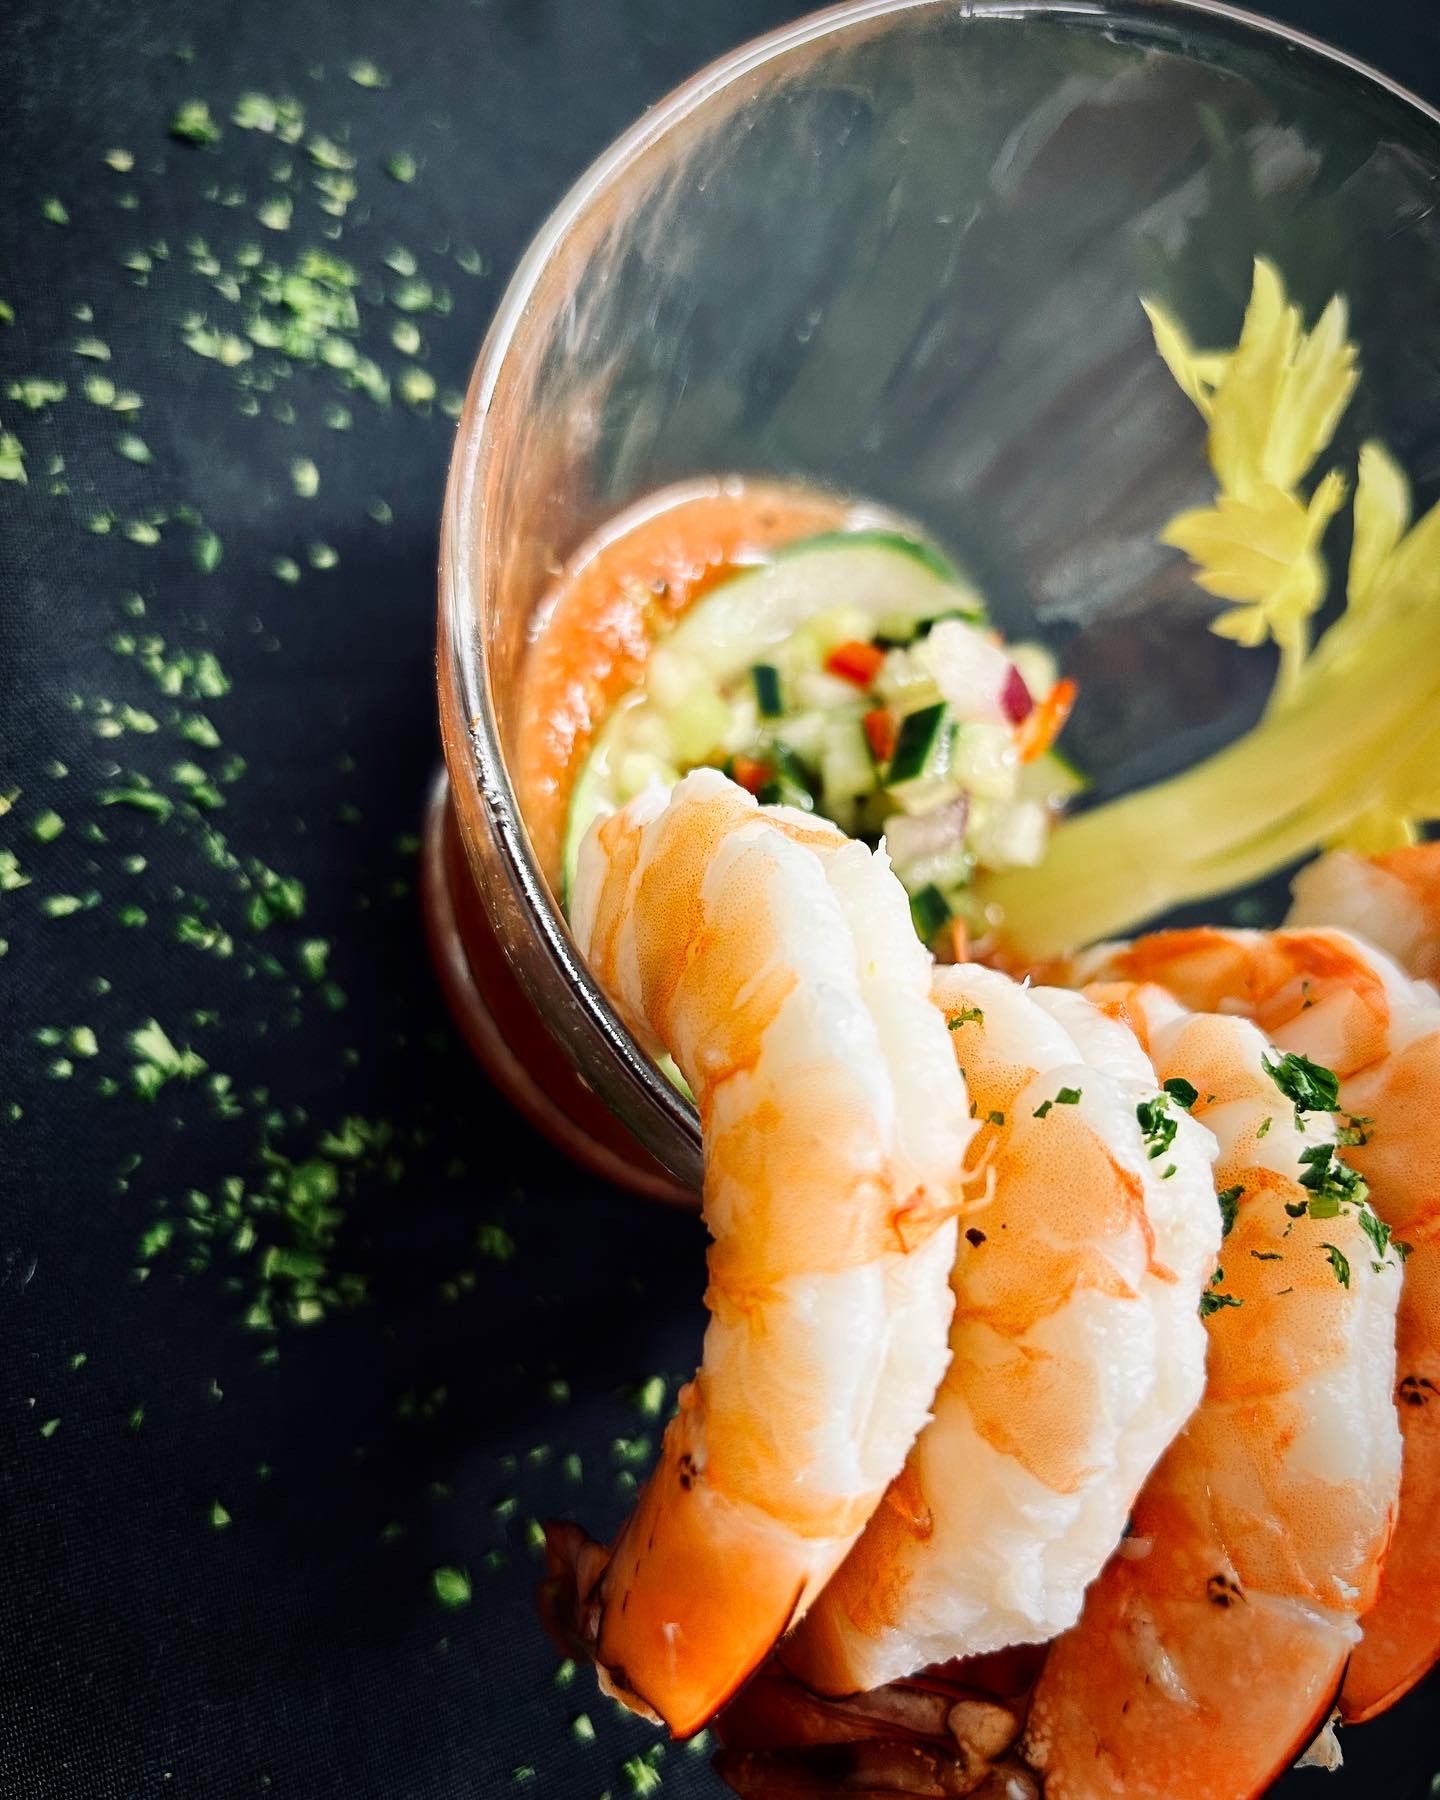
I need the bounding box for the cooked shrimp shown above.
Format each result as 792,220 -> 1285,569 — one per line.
780,965 -> 1219,1697
549,768 -> 974,1736
1026,985 -> 1404,1800
1288,844 -> 1440,984
1075,925 -> 1439,1724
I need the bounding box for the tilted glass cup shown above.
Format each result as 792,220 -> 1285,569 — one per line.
428,0 -> 1440,1203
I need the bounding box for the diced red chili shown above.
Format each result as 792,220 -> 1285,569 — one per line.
731,754 -> 772,794
1016,677 -> 1078,764
863,707 -> 898,764
825,639 -> 887,687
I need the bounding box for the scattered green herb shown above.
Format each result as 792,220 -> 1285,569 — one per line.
1262,1051 -> 1340,1116
433,1566 -> 472,1609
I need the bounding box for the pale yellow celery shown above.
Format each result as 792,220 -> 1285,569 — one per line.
979,590 -> 1440,958
1143,261 -> 1356,683
978,275 -> 1436,961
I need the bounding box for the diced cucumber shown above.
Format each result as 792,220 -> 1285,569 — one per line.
771,709 -> 829,765
819,715 -> 879,818
888,702 -> 952,786
757,774 -> 815,812
952,722 -> 1020,803
890,842 -> 975,898
874,646 -> 941,712
794,667 -> 869,712
617,750 -> 679,802
886,702 -> 960,817
752,663 -> 784,718
648,643 -> 729,762
785,604 -> 878,669
668,685 -> 730,764
663,531 -> 985,684
1018,747 -> 1090,806
909,882 -> 953,940
769,740 -> 820,798
969,798 -> 1050,870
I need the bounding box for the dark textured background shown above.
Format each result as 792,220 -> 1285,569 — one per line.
2,3 -> 1438,1797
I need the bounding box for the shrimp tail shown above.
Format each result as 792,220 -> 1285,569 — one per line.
540,1430 -> 812,1735
596,1404 -> 815,1733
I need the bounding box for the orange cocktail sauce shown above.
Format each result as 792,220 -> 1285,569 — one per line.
514,479 -> 848,891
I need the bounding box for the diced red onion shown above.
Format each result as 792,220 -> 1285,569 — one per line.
1001,664 -> 1034,725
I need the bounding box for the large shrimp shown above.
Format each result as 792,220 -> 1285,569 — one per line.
1026,983 -> 1404,1800
1288,844 -> 1440,984
1075,925 -> 1438,1724
544,768 -> 974,1735
779,966 -> 1219,1699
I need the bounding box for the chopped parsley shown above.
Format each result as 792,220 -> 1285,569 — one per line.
1357,1206 -> 1396,1270
192,528 -> 223,573
1200,1289 -> 1243,1317
433,1566 -> 472,1608
635,1376 -> 667,1418
1321,1243 -> 1351,1289
1262,1051 -> 1340,1116
1163,1077 -> 1199,1110
1035,1088 -> 1081,1119
170,101 -> 221,146
1136,1093 -> 1178,1160
1296,1142 -> 1368,1215
947,1005 -> 983,1030
1216,1184 -> 1244,1237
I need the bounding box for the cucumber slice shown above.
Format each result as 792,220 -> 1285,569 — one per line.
778,529 -> 962,585
663,531 -> 985,685
562,698 -> 678,906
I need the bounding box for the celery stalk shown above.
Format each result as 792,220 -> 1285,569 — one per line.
979,580 -> 1440,959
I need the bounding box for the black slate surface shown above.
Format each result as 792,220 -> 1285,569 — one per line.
2,2 -> 1439,1797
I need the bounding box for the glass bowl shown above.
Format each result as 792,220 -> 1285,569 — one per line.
428,0 -> 1440,1205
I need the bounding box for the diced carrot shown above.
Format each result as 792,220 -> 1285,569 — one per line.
731,754 -> 772,794
1016,677 -> 1078,764
863,707 -> 898,764
825,639 -> 887,687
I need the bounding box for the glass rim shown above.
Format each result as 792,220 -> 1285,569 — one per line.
439,0 -> 1440,1178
